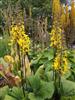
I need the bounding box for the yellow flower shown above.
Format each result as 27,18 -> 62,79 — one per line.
17,39 -> 24,47
4,55 -> 14,63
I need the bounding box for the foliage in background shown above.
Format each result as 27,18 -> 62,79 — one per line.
0,37 -> 10,57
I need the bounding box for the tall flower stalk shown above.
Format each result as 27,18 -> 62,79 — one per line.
9,23 -> 30,96
50,21 -> 69,99
50,22 -> 69,74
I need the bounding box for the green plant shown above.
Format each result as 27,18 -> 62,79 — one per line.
30,48 -> 54,73
28,75 -> 54,100
0,37 -> 10,57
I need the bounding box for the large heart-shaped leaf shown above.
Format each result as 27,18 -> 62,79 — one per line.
61,79 -> 75,96
39,81 -> 54,99
28,93 -> 43,100
4,95 -> 16,100
8,87 -> 24,100
61,96 -> 75,100
28,75 -> 41,93
0,86 -> 9,100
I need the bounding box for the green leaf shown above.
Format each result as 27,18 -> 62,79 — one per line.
44,71 -> 53,81
62,71 -> 71,79
35,65 -> 45,77
43,48 -> 54,60
44,61 -> 53,72
61,79 -> 75,96
28,75 -> 41,93
4,95 -> 16,100
28,93 -> 43,100
8,87 -> 24,100
0,86 -> 9,100
61,96 -> 75,100
39,81 -> 54,99
48,49 -> 54,60
28,75 -> 54,99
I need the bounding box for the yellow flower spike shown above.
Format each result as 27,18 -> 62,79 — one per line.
10,24 -> 30,54
50,21 -> 69,74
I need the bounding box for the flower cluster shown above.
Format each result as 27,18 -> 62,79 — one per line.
50,24 -> 63,49
10,23 -> 30,54
50,22 -> 69,74
52,0 -> 61,20
53,51 -> 69,74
